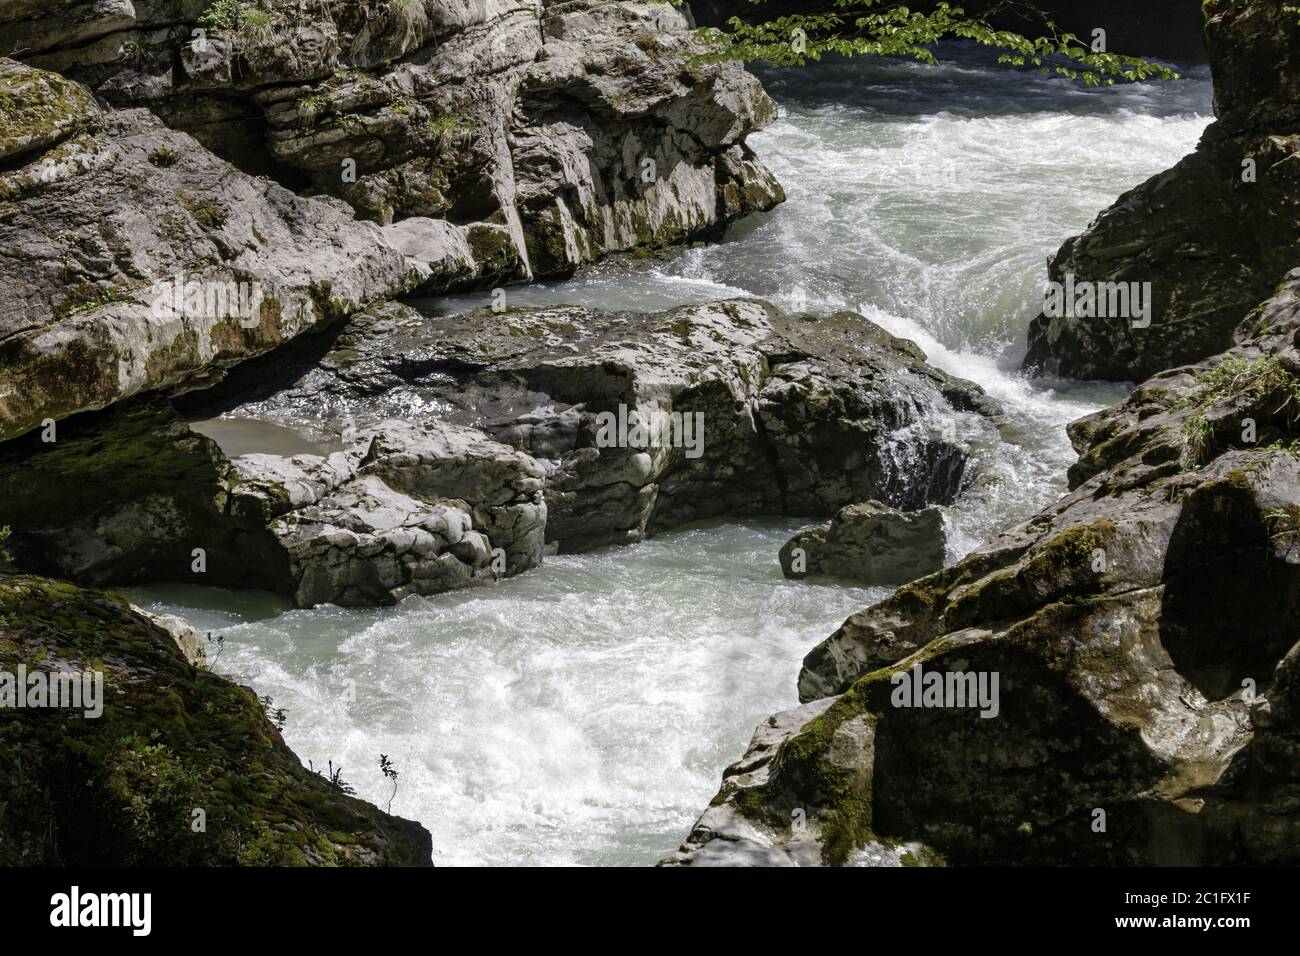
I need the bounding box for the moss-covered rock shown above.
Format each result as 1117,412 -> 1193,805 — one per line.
0,399 -> 289,591
0,56 -> 100,161
0,574 -> 432,866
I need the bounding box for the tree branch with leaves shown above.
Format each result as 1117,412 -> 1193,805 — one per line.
692,0 -> 1180,85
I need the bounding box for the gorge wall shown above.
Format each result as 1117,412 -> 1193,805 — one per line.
1,1 -> 784,442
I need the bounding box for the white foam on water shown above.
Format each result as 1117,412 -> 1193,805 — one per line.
131,522 -> 885,865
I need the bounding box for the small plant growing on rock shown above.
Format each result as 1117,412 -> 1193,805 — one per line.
203,631 -> 225,671
427,114 -> 460,135
178,191 -> 230,230
1181,415 -> 1215,468
197,0 -> 248,31
197,0 -> 270,32
148,146 -> 181,167
310,759 -> 356,796
379,754 -> 399,813
0,525 -> 11,565
259,694 -> 287,731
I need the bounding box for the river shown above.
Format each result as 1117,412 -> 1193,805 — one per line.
134,48 -> 1213,866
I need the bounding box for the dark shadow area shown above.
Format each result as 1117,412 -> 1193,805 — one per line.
153,93 -> 313,194
1160,476 -> 1300,701
868,639 -> 1202,864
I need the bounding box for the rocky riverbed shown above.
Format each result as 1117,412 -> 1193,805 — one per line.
3,0 -> 1295,868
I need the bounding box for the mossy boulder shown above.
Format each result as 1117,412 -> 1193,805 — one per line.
779,501 -> 947,586
0,56 -> 100,161
0,574 -> 432,866
0,398 -> 289,591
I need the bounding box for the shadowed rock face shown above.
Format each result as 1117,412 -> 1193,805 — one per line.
668,273 -> 1300,867
1023,0 -> 1300,382
0,396 -> 547,607
0,575 -> 433,866
779,501 -> 947,587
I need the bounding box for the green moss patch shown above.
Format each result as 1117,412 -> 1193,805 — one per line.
0,575 -> 431,866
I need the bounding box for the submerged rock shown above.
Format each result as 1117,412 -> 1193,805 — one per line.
671,272 -> 1300,867
1024,0 -> 1300,381
0,575 -> 432,865
779,501 -> 947,586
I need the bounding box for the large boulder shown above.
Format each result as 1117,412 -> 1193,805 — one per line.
779,501 -> 947,586
0,297 -> 994,606
0,59 -> 412,443
669,272 -> 1300,866
1024,0 -> 1300,381
0,574 -> 433,865
186,297 -> 1000,553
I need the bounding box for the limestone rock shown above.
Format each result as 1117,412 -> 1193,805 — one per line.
0,59 -> 413,443
0,55 -> 101,160
189,297 -> 998,554
228,418 -> 547,607
5,1 -> 784,282
0,399 -> 546,608
779,502 -> 947,586
131,604 -> 209,666
673,271 -> 1300,867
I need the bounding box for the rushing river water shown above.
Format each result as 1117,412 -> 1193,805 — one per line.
135,50 -> 1213,866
